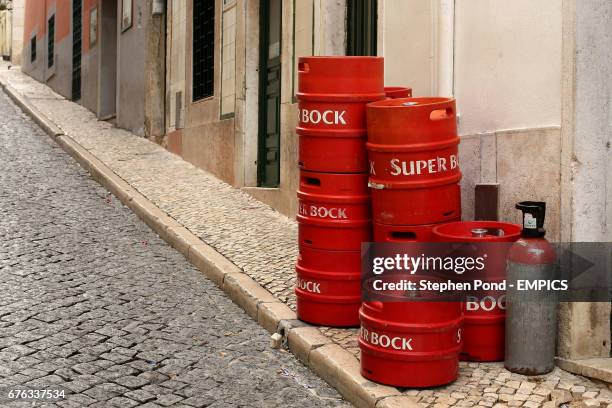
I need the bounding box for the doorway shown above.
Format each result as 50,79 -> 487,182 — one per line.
346,0 -> 378,56
257,0 -> 282,187
98,0 -> 117,119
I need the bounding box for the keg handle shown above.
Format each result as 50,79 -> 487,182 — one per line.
388,231 -> 417,242
298,62 -> 310,73
430,107 -> 455,121
301,177 -> 321,189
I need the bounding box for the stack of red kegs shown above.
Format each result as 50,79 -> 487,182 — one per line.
359,97 -> 464,387
295,57 -> 385,327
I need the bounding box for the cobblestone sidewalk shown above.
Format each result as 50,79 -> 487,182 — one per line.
1,64 -> 611,407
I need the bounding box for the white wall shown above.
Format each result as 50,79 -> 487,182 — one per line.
381,0 -> 437,96
382,0 -> 563,135
454,0 -> 562,135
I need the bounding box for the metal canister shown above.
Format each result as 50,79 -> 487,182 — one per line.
505,201 -> 557,375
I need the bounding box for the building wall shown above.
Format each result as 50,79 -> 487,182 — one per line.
21,0 -> 153,137
22,0 -> 73,99
116,0 -> 147,135
167,0 -> 237,184
165,0 -> 345,216
557,0 -> 612,360
10,0 -> 24,65
0,9 -> 9,58
80,0 -> 99,113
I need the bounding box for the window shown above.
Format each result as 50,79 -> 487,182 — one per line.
193,0 -> 215,101
346,0 -> 378,56
30,36 -> 36,62
48,15 -> 55,68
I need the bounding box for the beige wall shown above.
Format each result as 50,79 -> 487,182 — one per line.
381,0 -> 564,238
0,10 -> 10,57
11,0 -> 24,65
382,0 -> 563,134
179,0 -> 237,184
454,0 -> 562,135
380,0 -> 437,96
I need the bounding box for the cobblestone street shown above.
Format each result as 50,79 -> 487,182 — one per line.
0,88 -> 351,408
2,64 -> 612,407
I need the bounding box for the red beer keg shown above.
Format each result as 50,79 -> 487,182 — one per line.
296,246 -> 361,327
367,97 -> 461,225
359,289 -> 463,387
297,57 -> 385,173
297,171 -> 370,251
384,86 -> 413,99
432,221 -> 521,361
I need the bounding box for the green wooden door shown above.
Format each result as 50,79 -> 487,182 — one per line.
258,0 -> 282,187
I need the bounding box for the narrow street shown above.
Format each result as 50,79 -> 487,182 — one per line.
0,89 -> 350,408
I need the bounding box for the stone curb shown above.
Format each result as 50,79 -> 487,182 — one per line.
0,79 -> 421,408
556,357 -> 612,385
1,82 -> 64,137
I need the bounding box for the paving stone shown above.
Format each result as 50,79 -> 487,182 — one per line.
83,383 -> 129,401
107,396 -> 140,408
114,375 -> 150,390
124,389 -> 156,403
182,395 -> 216,408
155,393 -> 184,406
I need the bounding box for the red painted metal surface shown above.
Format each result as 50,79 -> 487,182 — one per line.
359,298 -> 463,387
297,171 -> 371,251
297,56 -> 385,173
367,97 -> 461,225
361,218 -> 464,387
384,86 -> 412,99
432,221 -> 521,362
373,219 -> 460,243
295,246 -> 361,327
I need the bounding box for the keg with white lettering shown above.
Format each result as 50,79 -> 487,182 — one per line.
366,97 -> 461,225
297,171 -> 371,251
297,56 -> 385,173
359,288 -> 463,387
295,246 -> 361,326
432,221 -> 521,362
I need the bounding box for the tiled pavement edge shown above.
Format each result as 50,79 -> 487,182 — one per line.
2,65 -> 612,408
